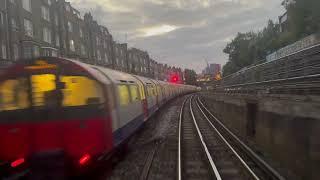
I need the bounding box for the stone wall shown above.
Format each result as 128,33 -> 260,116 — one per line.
200,92 -> 320,179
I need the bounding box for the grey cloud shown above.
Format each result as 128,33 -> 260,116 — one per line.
69,0 -> 284,73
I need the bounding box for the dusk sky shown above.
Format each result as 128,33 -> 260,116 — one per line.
69,0 -> 285,73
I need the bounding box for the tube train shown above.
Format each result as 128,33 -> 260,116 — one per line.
0,57 -> 197,177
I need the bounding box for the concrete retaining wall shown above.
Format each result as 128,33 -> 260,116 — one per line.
201,92 -> 320,179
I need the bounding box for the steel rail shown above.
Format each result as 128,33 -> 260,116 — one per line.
177,97 -> 188,180
197,97 -> 286,180
139,141 -> 159,180
189,96 -> 222,180
194,97 -> 260,180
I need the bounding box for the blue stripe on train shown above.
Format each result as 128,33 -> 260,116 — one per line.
112,104 -> 159,146
113,113 -> 144,146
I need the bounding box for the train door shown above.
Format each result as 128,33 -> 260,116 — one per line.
146,83 -> 156,114
150,80 -> 159,108
115,81 -> 146,144
136,80 -> 148,120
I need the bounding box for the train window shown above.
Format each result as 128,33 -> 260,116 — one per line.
129,85 -> 140,101
60,76 -> 105,106
153,85 -> 157,96
137,82 -> 146,100
156,85 -> 161,96
118,85 -> 130,106
31,74 -> 57,107
0,78 -> 30,111
147,85 -> 154,97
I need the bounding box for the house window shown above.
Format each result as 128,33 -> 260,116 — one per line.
34,46 -> 40,57
65,4 -> 70,12
55,35 -> 60,47
97,50 -> 101,61
13,44 -> 19,60
22,0 -> 32,12
69,40 -> 75,52
1,44 -> 7,59
67,21 -> 72,32
11,18 -> 18,31
96,36 -> 99,45
47,0 -> 52,6
54,14 -> 58,26
23,19 -> 33,37
52,50 -> 57,57
79,28 -> 83,38
105,53 -> 108,63
43,27 -> 52,43
0,12 -> 3,26
41,6 -> 50,21
80,44 -> 86,55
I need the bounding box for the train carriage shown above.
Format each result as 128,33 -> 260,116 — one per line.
0,57 -> 197,178
93,66 -> 146,146
133,75 -> 158,117
0,57 -> 114,174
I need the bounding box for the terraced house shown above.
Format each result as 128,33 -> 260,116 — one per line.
0,0 -> 183,81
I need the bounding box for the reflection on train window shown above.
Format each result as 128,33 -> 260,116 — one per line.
137,81 -> 146,100
31,74 -> 56,107
156,86 -> 161,96
129,85 -> 140,101
147,85 -> 156,97
0,78 -> 30,111
118,85 -> 130,106
61,76 -> 104,106
153,86 -> 157,96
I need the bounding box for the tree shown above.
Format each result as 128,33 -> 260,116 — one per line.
222,0 -> 320,77
287,0 -> 320,38
184,69 -> 197,85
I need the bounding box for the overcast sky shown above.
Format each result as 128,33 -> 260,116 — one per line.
69,0 -> 285,73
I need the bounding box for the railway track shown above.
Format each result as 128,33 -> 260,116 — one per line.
176,95 -> 286,180
178,96 -> 219,180
192,95 -> 286,180
108,95 -> 286,180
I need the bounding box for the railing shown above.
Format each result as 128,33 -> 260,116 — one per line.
215,42 -> 320,95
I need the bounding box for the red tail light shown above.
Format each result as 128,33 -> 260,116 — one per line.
11,158 -> 25,168
79,154 -> 91,166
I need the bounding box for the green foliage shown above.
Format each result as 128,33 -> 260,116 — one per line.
222,0 -> 320,77
184,69 -> 197,85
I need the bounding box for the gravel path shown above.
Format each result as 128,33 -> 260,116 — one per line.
104,96 -> 188,180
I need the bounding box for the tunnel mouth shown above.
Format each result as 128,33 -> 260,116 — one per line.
246,102 -> 258,138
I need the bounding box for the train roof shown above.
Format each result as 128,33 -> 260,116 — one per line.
133,75 -> 156,86
92,66 -> 139,84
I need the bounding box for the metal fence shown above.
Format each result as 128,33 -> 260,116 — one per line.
217,42 -> 320,95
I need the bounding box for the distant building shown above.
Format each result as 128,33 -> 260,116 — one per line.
279,0 -> 296,32
279,12 -> 289,33
202,63 -> 221,77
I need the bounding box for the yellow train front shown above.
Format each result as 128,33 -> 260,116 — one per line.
0,57 -> 197,178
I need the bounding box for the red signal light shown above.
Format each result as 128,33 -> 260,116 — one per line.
11,158 -> 25,168
171,75 -> 179,83
79,154 -> 91,166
